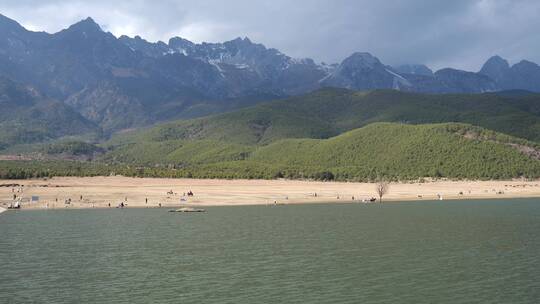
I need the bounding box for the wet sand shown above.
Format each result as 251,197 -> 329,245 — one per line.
1,176 -> 539,210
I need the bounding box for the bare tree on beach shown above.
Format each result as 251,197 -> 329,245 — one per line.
376,180 -> 389,203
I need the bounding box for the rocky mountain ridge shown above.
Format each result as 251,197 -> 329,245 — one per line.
0,14 -> 539,136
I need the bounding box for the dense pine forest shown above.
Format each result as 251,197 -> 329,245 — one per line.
1,89 -> 540,181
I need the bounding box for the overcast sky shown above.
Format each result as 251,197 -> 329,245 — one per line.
1,0 -> 539,71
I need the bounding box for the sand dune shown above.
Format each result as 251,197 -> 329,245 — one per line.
0,176 -> 539,210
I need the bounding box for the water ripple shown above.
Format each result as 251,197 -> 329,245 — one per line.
1,199 -> 540,303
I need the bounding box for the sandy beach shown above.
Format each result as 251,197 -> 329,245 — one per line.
0,176 -> 539,210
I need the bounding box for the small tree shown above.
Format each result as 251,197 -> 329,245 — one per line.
376,180 -> 389,203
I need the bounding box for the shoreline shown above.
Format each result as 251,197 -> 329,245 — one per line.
3,197 -> 540,213
1,176 -> 539,210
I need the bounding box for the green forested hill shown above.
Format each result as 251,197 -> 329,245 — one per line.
120,88 -> 540,145
103,140 -> 254,165
2,88 -> 540,180
248,123 -> 540,180
94,88 -> 540,180
96,122 -> 540,181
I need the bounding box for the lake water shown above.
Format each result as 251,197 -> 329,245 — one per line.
1,199 -> 540,303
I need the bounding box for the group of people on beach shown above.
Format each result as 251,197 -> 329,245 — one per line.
167,189 -> 194,197
107,189 -> 195,208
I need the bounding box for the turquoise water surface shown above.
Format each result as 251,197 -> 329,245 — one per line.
1,199 -> 540,303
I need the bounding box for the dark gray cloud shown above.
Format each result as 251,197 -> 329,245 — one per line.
1,0 -> 539,70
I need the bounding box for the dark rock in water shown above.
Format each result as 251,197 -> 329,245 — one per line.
169,207 -> 206,213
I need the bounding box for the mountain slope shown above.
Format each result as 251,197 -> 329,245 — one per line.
480,55 -> 540,92
122,88 -> 540,145
102,122 -> 540,180
248,123 -> 540,180
0,77 -> 98,149
98,88 -> 540,180
322,52 -> 401,90
322,53 -> 498,93
1,14 -> 540,137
